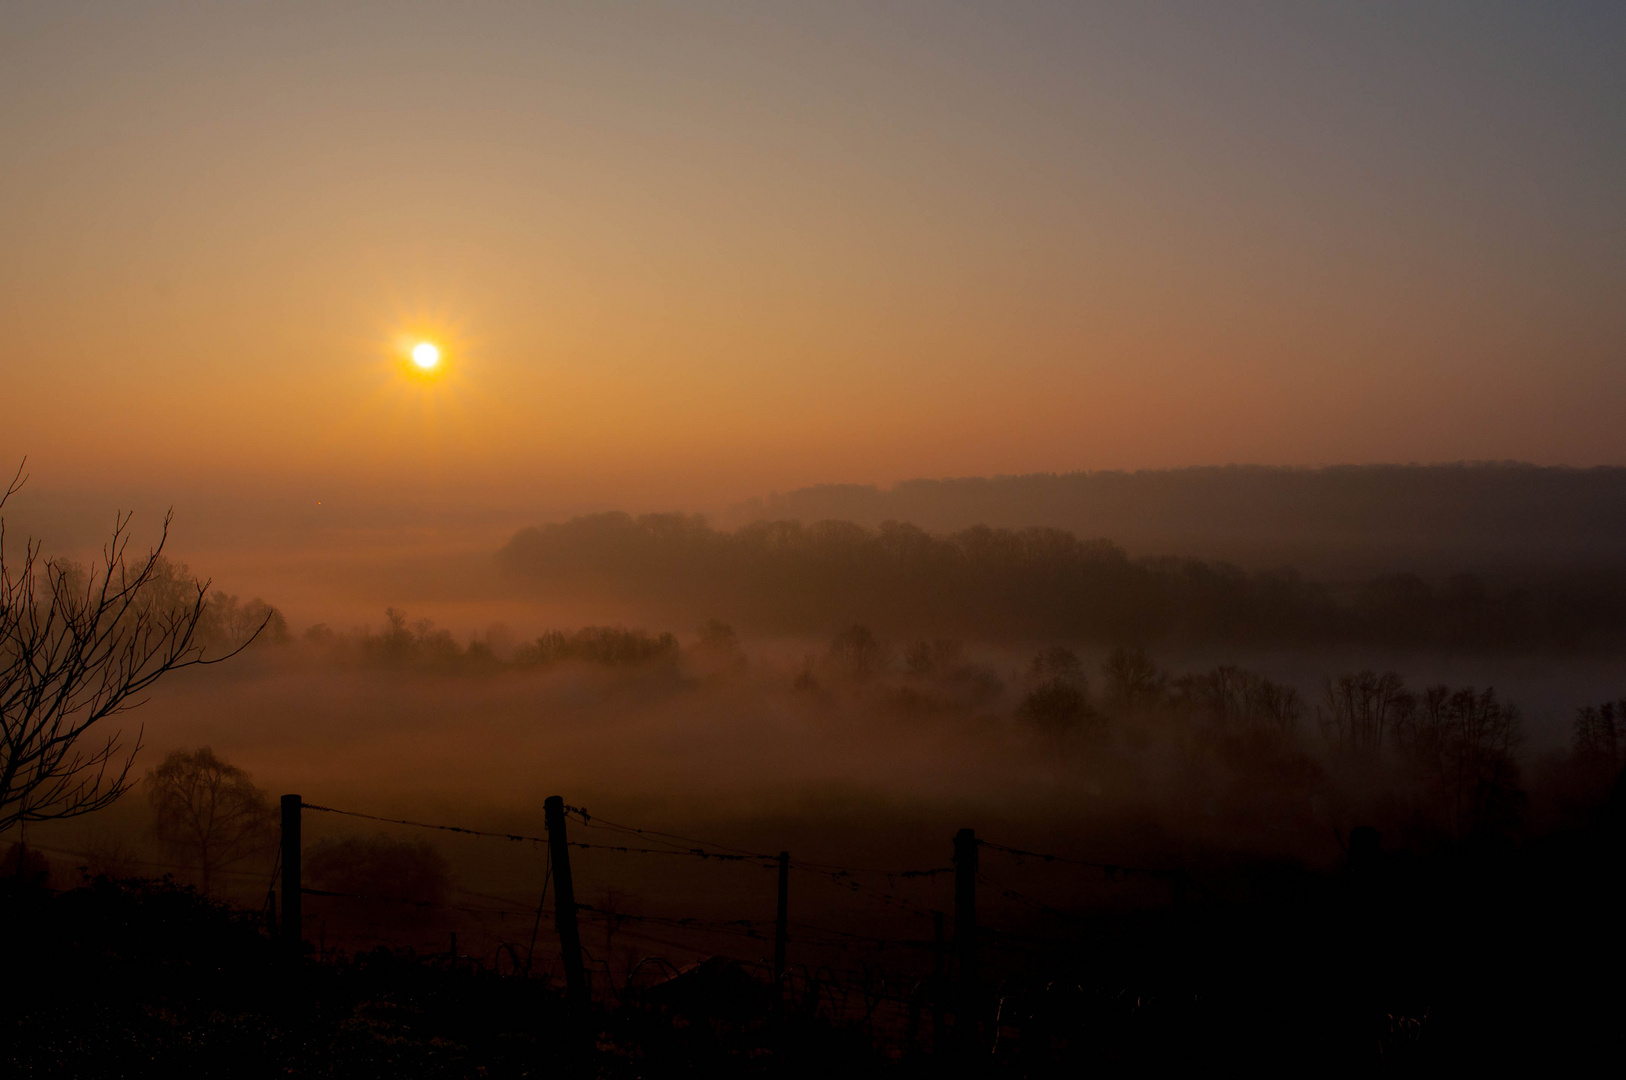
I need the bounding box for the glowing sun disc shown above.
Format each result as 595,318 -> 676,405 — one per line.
412,342 -> 440,369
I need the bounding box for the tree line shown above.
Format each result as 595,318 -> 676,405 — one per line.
299,610 -> 682,672
735,463 -> 1626,573
498,512 -> 1626,648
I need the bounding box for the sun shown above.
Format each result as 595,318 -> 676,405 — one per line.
411,342 -> 441,370
387,321 -> 463,382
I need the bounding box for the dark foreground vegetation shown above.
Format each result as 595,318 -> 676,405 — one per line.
7,789 -> 1626,1079
499,512 -> 1626,649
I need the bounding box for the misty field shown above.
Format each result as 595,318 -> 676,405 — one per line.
10,472 -> 1626,1072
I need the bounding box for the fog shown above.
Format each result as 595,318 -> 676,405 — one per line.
8,3 -> 1625,1065
12,473 -> 1626,980
23,599 -> 1622,967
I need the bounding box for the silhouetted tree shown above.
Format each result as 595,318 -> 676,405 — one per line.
413,617 -> 462,665
697,619 -> 739,654
1574,701 -> 1622,766
1028,646 -> 1083,683
1403,686 -> 1525,837
1164,665 -> 1303,737
199,590 -> 287,650
1242,673 -> 1304,734
515,625 -> 678,667
147,746 -> 274,893
1018,647 -> 1096,742
379,606 -> 415,661
1017,680 -> 1093,742
1320,671 -> 1412,753
828,624 -> 888,681
1173,665 -> 1250,728
1100,646 -> 1166,713
690,619 -> 745,676
0,464 -> 261,834
903,639 -> 963,676
499,499 -> 1626,648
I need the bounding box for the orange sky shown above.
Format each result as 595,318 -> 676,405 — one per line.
4,3 -> 1624,518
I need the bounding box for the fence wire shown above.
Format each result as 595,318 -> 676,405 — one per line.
271,796 -> 1201,1013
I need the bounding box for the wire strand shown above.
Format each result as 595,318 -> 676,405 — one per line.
977,838 -> 1173,879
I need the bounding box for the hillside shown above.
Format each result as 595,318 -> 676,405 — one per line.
728,465 -> 1626,575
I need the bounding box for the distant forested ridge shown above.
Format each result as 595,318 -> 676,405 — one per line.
498,513 -> 1626,649
727,464 -> 1626,575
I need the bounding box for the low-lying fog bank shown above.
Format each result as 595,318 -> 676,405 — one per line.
29,617 -> 1620,885
12,505 -> 1623,978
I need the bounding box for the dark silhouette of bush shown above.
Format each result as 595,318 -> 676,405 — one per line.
512,625 -> 679,667
4,789 -> 1624,1075
1028,646 -> 1083,683
302,611 -> 686,673
1017,679 -> 1093,742
361,607 -> 463,667
1017,647 -> 1098,742
695,618 -> 740,655
826,624 -> 889,681
903,638 -> 962,676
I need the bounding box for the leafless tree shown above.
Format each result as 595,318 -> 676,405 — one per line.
0,462 -> 261,835
1243,675 -> 1303,735
1018,649 -> 1097,744
1100,646 -> 1166,714
1402,685 -> 1524,837
1028,646 -> 1083,683
1017,679 -> 1094,743
147,746 -> 275,892
827,624 -> 889,681
1574,701 -> 1622,766
1319,671 -> 1413,753
1174,665 -> 1252,728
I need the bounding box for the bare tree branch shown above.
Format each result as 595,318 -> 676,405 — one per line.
0,465 -> 267,834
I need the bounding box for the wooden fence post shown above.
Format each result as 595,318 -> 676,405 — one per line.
280,794 -> 301,962
953,827 -> 978,1044
544,795 -> 589,1011
774,850 -> 790,987
933,909 -> 947,1054
933,909 -> 946,979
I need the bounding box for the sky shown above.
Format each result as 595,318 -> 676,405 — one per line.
3,1 -> 1624,525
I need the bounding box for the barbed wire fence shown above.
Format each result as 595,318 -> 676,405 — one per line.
15,790 -> 1200,1059
17,790 -> 1196,1055
235,791 -> 1202,1053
